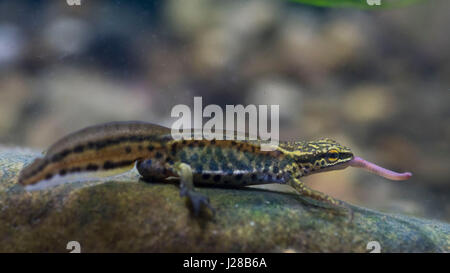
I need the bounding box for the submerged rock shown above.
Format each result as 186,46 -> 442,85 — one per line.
0,147 -> 448,252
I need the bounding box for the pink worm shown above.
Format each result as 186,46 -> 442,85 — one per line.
348,156 -> 412,181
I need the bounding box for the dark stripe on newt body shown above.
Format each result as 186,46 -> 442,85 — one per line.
30,160 -> 135,181
103,160 -> 135,170
21,136 -> 166,181
50,134 -> 164,162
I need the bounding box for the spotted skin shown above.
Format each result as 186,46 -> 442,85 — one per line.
19,122 -> 355,217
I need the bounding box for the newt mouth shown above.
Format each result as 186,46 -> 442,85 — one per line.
347,156 -> 412,181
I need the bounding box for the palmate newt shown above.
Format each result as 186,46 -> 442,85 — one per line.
18,121 -> 412,217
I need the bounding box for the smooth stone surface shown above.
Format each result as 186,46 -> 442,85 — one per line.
0,147 -> 448,252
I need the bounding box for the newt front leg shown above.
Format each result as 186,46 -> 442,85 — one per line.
289,177 -> 353,220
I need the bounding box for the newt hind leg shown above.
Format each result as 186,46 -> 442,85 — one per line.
289,178 -> 353,221
137,159 -> 214,217
136,159 -> 174,181
171,162 -> 215,217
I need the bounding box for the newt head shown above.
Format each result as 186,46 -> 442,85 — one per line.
284,138 -> 412,181
285,138 -> 353,173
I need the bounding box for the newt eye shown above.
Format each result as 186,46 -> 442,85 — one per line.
327,149 -> 339,162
